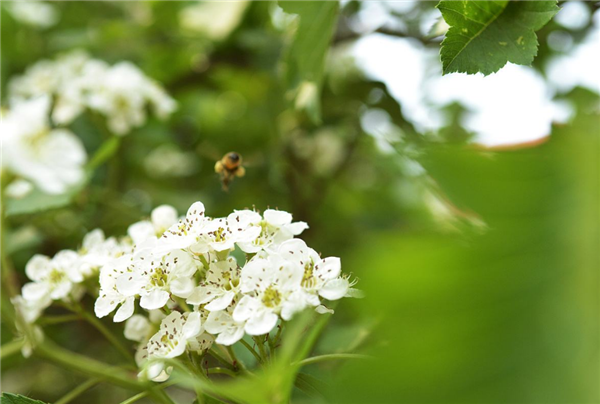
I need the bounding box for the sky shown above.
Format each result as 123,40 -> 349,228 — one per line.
351,1 -> 600,146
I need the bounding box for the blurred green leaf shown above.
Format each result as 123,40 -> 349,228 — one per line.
438,0 -> 558,75
5,183 -> 84,217
1,393 -> 47,404
279,0 -> 339,123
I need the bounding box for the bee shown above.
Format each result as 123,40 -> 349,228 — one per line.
215,152 -> 245,191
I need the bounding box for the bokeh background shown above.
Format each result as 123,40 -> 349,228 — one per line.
1,1 -> 599,403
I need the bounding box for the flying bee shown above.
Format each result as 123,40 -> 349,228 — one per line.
215,152 -> 245,191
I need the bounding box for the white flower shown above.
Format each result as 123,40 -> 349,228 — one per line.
8,51 -> 176,134
11,294 -> 51,325
233,254 -> 304,335
158,202 -> 209,254
1,96 -> 87,194
204,309 -> 245,346
86,62 -> 176,135
124,314 -> 152,342
187,256 -> 240,311
278,239 -> 349,301
78,229 -> 127,277
5,1 -> 59,29
236,209 -> 308,253
128,205 -> 179,245
5,179 -> 34,199
95,254 -> 137,322
22,251 -> 83,302
142,311 -> 203,380
116,243 -> 198,312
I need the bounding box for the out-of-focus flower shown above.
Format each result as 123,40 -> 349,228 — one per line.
179,1 -> 249,41
0,96 -> 87,194
128,205 -> 179,245
5,1 -> 59,29
143,144 -> 199,178
4,179 -> 34,199
8,52 -> 177,135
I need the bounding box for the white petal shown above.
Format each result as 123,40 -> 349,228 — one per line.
128,221 -> 155,245
319,278 -> 349,301
140,289 -> 170,310
285,221 -> 309,235
25,255 -> 50,281
315,305 -> 334,315
204,291 -> 235,311
232,295 -> 260,323
264,209 -> 292,227
315,257 -> 341,280
116,272 -> 146,296
22,282 -> 50,301
244,311 -> 278,336
215,327 -> 245,346
94,295 -> 119,318
170,277 -> 195,298
114,296 -> 135,322
182,311 -> 202,339
124,314 -> 151,341
151,205 -> 178,233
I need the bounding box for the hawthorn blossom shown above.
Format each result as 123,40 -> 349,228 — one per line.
115,243 -> 198,312
204,309 -> 246,346
187,256 -> 240,311
22,251 -> 83,302
127,205 -> 179,245
277,239 -> 350,301
1,96 -> 87,194
236,209 -> 308,253
8,51 -> 176,135
78,229 -> 130,277
141,312 -> 203,380
233,254 -> 304,335
95,254 -> 137,322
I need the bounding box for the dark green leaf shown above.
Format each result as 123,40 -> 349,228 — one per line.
1,393 -> 48,404
438,0 -> 558,75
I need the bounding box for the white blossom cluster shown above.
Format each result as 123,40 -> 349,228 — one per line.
14,202 -> 358,379
12,229 -> 132,327
9,50 -> 176,135
1,51 -> 176,197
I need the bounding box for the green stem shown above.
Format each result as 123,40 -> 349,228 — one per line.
252,336 -> 268,363
207,367 -> 236,378
35,340 -> 144,391
294,353 -> 372,367
0,339 -> 23,359
174,297 -> 191,312
226,345 -> 246,372
55,378 -> 101,404
239,338 -> 262,364
208,348 -> 235,370
39,314 -> 80,325
119,392 -> 148,404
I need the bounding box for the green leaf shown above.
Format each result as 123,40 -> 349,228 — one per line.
279,0 -> 339,123
1,393 -> 48,404
437,0 -> 558,75
4,182 -> 85,217
294,372 -> 328,400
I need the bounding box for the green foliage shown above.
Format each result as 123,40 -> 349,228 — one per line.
0,393 -> 47,404
279,0 -> 339,123
438,0 -> 558,75
4,184 -> 84,217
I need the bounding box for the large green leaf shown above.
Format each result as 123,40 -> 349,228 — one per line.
1,393 -> 47,404
438,0 -> 558,75
279,1 -> 339,123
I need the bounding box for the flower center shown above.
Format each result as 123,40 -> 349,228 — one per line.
150,267 -> 169,287
214,227 -> 226,242
49,268 -> 66,284
261,286 -> 281,308
302,260 -> 315,287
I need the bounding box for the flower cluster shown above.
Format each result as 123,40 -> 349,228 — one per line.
1,51 -> 176,197
9,50 -> 176,135
14,202 -> 358,379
